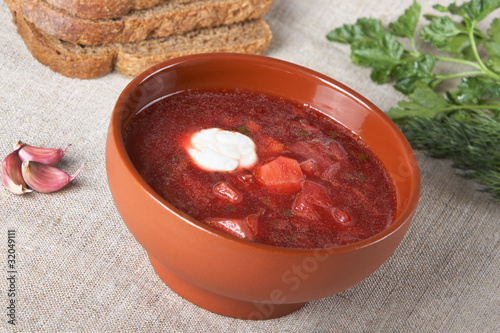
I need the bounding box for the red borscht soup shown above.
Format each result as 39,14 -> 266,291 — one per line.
123,89 -> 396,249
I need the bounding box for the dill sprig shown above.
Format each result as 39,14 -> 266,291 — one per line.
403,115 -> 500,199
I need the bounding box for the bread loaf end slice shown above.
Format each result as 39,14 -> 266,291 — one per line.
12,11 -> 114,79
11,10 -> 272,79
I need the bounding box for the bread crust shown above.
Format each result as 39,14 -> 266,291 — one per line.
11,9 -> 272,79
45,0 -> 167,19
115,19 -> 273,76
12,10 -> 115,78
17,0 -> 273,46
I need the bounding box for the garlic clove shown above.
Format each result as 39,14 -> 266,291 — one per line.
15,140 -> 71,165
21,160 -> 84,193
1,150 -> 32,195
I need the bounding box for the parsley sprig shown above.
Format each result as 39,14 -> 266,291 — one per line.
326,0 -> 500,200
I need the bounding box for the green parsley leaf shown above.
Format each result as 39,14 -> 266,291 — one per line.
487,55 -> 500,73
419,16 -> 465,49
349,31 -> 404,67
328,18 -> 405,84
484,19 -> 500,69
387,83 -> 450,123
326,22 -> 365,44
234,126 -> 250,135
462,0 -> 500,22
486,18 -> 500,48
453,77 -> 500,106
392,54 -> 435,94
352,34 -> 405,83
389,1 -> 421,39
358,152 -> 367,161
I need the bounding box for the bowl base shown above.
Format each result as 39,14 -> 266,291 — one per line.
148,254 -> 306,320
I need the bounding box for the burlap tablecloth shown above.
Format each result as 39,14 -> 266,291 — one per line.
1,0 -> 498,331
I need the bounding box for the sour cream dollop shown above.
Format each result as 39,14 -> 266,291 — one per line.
187,128 -> 258,172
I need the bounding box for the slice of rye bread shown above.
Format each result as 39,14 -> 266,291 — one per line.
10,10 -> 273,79
10,0 -> 273,46
44,0 -> 168,19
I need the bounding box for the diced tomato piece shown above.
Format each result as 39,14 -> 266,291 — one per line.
302,181 -> 331,208
292,191 -> 320,220
321,163 -> 342,183
254,156 -> 304,193
287,141 -> 315,157
287,141 -> 333,172
299,159 -> 316,175
292,181 -> 332,220
331,207 -> 351,224
246,120 -> 261,133
246,209 -> 263,235
257,135 -> 284,156
205,217 -> 256,241
213,182 -> 242,204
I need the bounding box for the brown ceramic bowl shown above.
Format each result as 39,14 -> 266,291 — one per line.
106,53 -> 420,320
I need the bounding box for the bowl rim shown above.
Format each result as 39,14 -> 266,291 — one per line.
109,52 -> 421,255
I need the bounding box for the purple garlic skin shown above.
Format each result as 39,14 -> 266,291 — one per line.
15,141 -> 71,165
21,160 -> 85,193
1,149 -> 32,195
